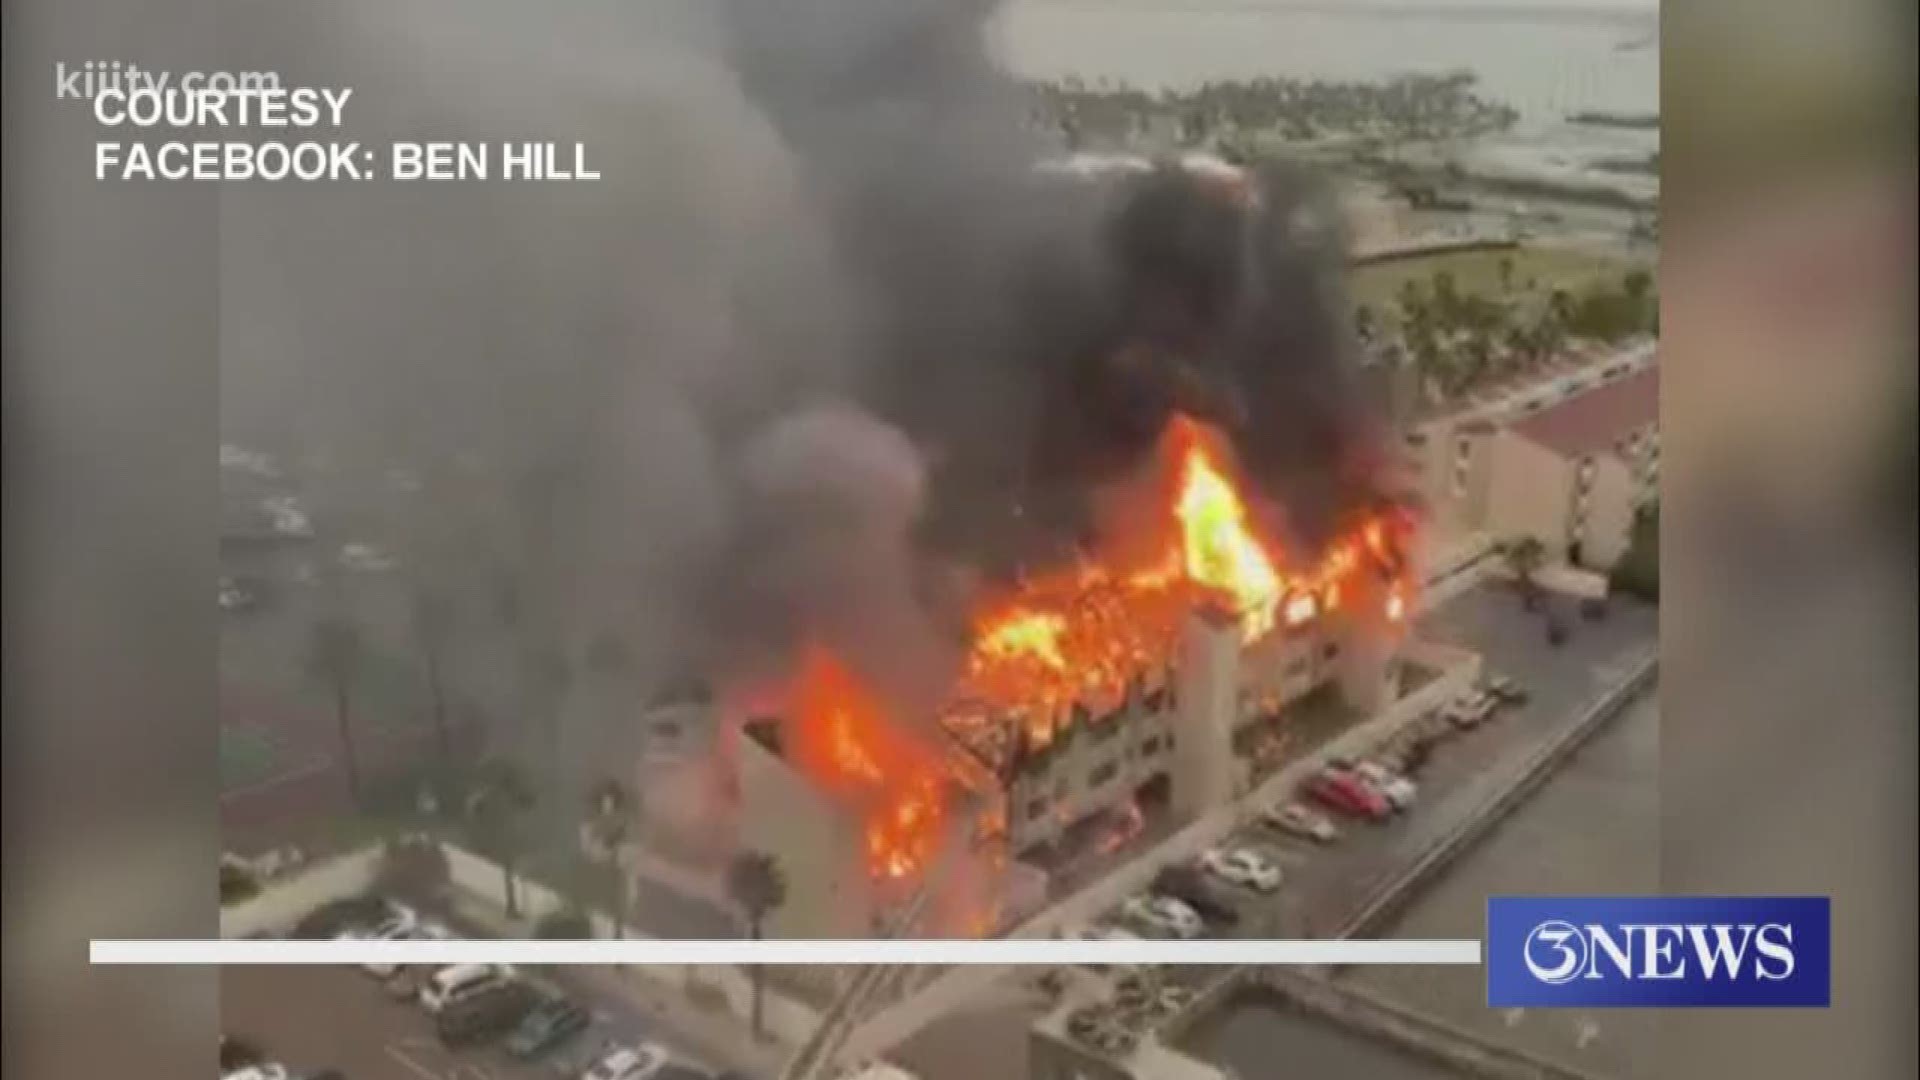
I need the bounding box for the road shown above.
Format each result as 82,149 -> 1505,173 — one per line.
1348,693 -> 1659,1078
893,582 -> 1656,1080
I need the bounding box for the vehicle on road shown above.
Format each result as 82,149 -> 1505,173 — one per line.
222,1066 -> 290,1080
1199,846 -> 1282,892
1304,768 -> 1392,821
1119,894 -> 1204,939
1262,801 -> 1338,843
1353,761 -> 1418,810
418,962 -> 513,1014
506,993 -> 593,1059
436,980 -> 540,1047
581,1043 -> 671,1080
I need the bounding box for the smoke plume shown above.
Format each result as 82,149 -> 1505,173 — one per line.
220,0 -> 1388,782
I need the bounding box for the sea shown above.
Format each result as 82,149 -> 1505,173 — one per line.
989,0 -> 1661,194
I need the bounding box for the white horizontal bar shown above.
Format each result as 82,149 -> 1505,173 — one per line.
91,938 -> 1479,966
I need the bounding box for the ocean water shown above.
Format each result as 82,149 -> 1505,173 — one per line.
990,0 -> 1660,122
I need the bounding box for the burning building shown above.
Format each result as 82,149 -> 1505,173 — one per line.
729,414 -> 1413,938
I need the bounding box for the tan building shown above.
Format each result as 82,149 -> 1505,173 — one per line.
1408,361 -> 1658,572
730,594 -> 1400,939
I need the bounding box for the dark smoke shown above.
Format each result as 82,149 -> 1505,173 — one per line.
220,0 -> 1389,789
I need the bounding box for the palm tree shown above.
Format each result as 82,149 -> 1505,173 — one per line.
411,587 -> 456,765
1503,536 -> 1548,610
306,617 -> 364,807
466,757 -> 537,918
585,777 -> 638,938
727,850 -> 788,1040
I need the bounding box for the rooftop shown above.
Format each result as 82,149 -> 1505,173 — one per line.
1508,364 -> 1659,458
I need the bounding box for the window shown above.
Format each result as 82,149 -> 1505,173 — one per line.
1137,736 -> 1162,757
1323,641 -> 1341,661
1025,797 -> 1048,822
1089,761 -> 1119,787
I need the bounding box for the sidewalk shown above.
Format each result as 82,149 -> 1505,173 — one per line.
439,889 -> 794,1079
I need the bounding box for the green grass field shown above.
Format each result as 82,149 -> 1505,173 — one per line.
1348,245 -> 1648,311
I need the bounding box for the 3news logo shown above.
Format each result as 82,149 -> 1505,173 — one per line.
1487,897 -> 1831,1007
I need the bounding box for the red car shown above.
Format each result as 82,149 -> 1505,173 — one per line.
1304,768 -> 1392,821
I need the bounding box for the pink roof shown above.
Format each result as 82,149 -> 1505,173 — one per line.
1509,366 -> 1659,457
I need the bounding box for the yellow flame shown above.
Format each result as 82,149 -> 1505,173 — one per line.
1175,444 -> 1282,640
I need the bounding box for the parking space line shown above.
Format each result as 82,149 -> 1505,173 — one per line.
385,1042 -> 447,1080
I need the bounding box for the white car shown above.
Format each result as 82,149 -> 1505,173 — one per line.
580,1043 -> 670,1080
1354,761 -> 1418,810
1119,895 -> 1203,939
336,903 -> 417,944
222,1066 -> 289,1080
362,919 -> 450,979
1263,802 -> 1338,843
418,962 -> 512,1014
1199,846 -> 1282,892
1444,691 -> 1496,728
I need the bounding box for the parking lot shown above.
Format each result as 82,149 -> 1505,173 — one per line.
1102,584 -> 1657,956
900,582 -> 1657,1080
222,962 -> 724,1080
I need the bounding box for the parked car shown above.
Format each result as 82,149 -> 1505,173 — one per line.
1119,894 -> 1204,939
436,980 -> 539,1048
365,919 -> 452,980
1150,868 -> 1241,928
418,962 -> 513,1014
1199,846 -> 1282,892
1304,768 -> 1392,821
581,1043 -> 670,1080
506,994 -> 593,1060
1262,801 -> 1338,843
1443,691 -> 1497,729
1482,673 -> 1529,705
1353,761 -> 1418,811
291,896 -> 392,940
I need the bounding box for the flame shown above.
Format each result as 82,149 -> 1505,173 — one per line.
783,415 -> 1418,887
790,647 -> 948,883
1173,425 -> 1284,639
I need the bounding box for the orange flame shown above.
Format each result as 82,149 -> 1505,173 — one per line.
790,647 -> 948,883
786,415 -> 1417,886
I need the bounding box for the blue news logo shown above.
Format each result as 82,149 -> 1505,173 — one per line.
1487,897 -> 1831,1007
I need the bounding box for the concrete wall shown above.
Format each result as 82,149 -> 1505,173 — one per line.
1487,432 -> 1574,560
1171,610 -> 1240,820
738,733 -> 872,939
219,845 -> 383,938
1575,453 -> 1635,570
442,841 -> 568,922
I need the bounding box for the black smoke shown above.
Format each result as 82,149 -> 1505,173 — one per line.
219,0 -> 1389,771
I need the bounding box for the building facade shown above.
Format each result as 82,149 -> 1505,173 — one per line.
1405,352 -> 1658,572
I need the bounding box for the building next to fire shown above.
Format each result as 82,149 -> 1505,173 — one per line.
1404,343 -> 1659,572
730,589 -> 1401,940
